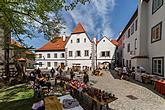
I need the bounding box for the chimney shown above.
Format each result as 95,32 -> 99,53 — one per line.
62,32 -> 66,41
93,36 -> 97,44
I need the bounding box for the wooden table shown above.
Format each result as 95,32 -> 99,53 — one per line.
83,93 -> 117,110
44,96 -> 63,110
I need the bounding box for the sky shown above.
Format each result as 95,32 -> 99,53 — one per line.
25,0 -> 138,48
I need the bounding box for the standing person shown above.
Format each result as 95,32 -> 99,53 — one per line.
59,68 -> 63,76
70,69 -> 75,79
50,68 -> 55,78
120,66 -> 127,80
36,68 -> 41,75
83,72 -> 89,84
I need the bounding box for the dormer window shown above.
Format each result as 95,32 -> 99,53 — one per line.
71,40 -> 73,43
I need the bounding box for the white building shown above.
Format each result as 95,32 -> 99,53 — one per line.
116,0 -> 165,77
35,37 -> 69,69
96,36 -> 117,69
65,22 -> 92,70
35,22 -> 117,70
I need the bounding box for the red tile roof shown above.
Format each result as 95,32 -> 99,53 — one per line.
36,37 -> 69,51
111,40 -> 118,46
72,22 -> 86,34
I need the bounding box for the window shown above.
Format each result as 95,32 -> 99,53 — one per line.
61,53 -> 64,58
39,62 -> 42,67
103,40 -> 105,42
47,62 -> 51,67
126,60 -> 128,67
128,29 -> 130,38
123,43 -> 125,48
69,51 -> 72,57
131,23 -> 134,35
129,60 -> 131,68
54,53 -> 57,58
127,43 -> 130,52
47,53 -> 50,58
71,40 -> 73,43
39,54 -> 42,58
77,38 -> 80,43
84,50 -> 89,56
152,57 -> 164,76
151,22 -> 162,43
152,0 -> 163,14
84,38 -> 86,43
76,51 -> 81,57
135,19 -> 138,31
54,62 -> 58,67
106,51 -> 110,57
101,51 -> 106,57
135,38 -> 137,50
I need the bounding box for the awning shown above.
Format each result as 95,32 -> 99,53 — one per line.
16,58 -> 26,62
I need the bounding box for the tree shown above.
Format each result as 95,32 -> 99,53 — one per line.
0,0 -> 90,82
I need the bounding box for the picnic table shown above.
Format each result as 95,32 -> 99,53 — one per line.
44,96 -> 63,110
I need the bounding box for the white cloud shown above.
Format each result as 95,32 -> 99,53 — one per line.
61,0 -> 116,39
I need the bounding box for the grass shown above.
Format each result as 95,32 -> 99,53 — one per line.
0,84 -> 35,110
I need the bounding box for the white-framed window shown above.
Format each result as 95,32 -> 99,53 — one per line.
47,62 -> 51,67
101,51 -> 106,57
131,23 -> 134,35
54,62 -> 58,67
151,22 -> 162,43
84,38 -> 86,43
152,0 -> 163,14
61,53 -> 64,58
135,38 -> 137,50
54,53 -> 57,58
39,62 -> 42,67
152,57 -> 164,76
128,29 -> 130,38
76,51 -> 81,57
106,51 -> 110,57
127,43 -> 130,52
71,40 -> 73,43
135,19 -> 138,31
84,50 -> 89,56
47,53 -> 50,58
69,51 -> 72,57
39,54 -> 42,58
77,38 -> 80,43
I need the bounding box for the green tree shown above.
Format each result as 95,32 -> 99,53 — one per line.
0,0 -> 90,82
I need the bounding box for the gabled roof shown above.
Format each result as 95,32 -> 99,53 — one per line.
36,37 -> 69,51
97,36 -> 117,46
111,40 -> 118,46
72,22 -> 86,34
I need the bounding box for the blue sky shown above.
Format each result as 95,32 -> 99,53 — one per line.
25,0 -> 138,48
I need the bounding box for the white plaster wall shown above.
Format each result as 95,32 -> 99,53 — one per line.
65,33 -> 92,68
97,37 -> 116,64
35,51 -> 65,69
147,0 -> 165,76
123,17 -> 139,68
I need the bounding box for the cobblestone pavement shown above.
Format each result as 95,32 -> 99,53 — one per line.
88,70 -> 165,110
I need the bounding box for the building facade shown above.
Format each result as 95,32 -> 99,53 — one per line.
36,22 -> 117,70
116,0 -> 165,77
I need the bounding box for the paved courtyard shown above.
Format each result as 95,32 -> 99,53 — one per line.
89,70 -> 165,110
